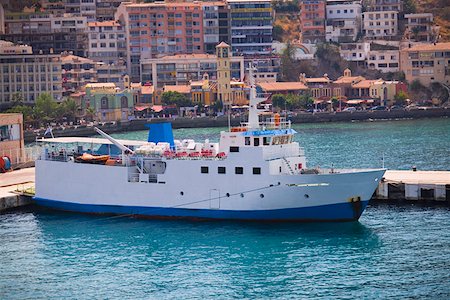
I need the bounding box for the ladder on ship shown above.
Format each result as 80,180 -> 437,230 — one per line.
282,157 -> 295,175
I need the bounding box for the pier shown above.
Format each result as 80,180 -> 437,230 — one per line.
0,168 -> 34,212
375,170 -> 450,202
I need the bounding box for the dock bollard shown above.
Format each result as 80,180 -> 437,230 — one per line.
412,166 -> 417,172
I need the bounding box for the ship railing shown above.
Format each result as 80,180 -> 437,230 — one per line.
239,119 -> 291,130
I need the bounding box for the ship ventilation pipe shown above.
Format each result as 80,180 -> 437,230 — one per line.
94,127 -> 134,155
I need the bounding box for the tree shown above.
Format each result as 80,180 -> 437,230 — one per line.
11,93 -> 24,106
298,92 -> 314,109
273,24 -> 284,42
271,94 -> 287,111
403,0 -> 416,14
34,93 -> 58,124
61,98 -> 79,123
394,91 -> 408,105
85,107 -> 96,122
161,91 -> 192,114
280,42 -> 301,81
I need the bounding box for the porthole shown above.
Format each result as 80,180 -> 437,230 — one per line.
304,194 -> 309,198
260,194 -> 264,198
180,191 -> 184,196
240,193 -> 244,198
226,193 -> 230,197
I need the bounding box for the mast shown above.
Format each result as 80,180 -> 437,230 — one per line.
247,63 -> 267,130
94,127 -> 134,154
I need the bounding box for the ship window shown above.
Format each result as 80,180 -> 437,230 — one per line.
218,166 -> 226,174
245,137 -> 250,145
254,137 -> 260,146
263,137 -> 270,145
230,146 -> 239,152
253,167 -> 261,175
201,166 -> 208,173
235,167 -> 243,174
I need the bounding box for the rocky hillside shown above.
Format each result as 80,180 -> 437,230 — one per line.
416,0 -> 450,42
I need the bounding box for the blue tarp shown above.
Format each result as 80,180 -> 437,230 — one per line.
145,122 -> 175,148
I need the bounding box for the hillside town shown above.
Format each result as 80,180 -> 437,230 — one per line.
0,0 -> 448,125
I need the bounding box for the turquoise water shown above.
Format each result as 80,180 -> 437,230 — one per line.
1,205 -> 449,299
111,118 -> 450,171
3,118 -> 449,298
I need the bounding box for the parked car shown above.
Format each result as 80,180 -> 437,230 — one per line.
389,105 -> 404,110
370,106 -> 387,111
342,107 -> 357,112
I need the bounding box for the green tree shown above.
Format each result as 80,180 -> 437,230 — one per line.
6,105 -> 33,121
271,94 -> 287,110
393,91 -> 408,105
61,98 -> 79,123
273,24 -> 284,42
11,93 -> 24,106
298,92 -> 314,109
85,107 -> 96,122
161,91 -> 192,114
34,93 -> 58,124
403,0 -> 416,14
280,42 -> 301,82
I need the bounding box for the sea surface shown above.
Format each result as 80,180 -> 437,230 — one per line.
2,118 -> 449,299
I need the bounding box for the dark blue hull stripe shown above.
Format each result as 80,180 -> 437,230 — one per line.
33,198 -> 369,221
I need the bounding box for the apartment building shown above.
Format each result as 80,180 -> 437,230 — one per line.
229,0 -> 273,55
0,41 -> 62,107
367,49 -> 399,73
96,0 -> 123,21
61,53 -> 97,97
405,13 -> 437,43
300,0 -> 326,44
141,53 -> 244,88
65,0 -> 96,22
340,42 -> 370,66
2,11 -> 88,56
400,42 -> 450,86
325,0 -> 362,43
365,0 -> 402,12
40,0 -> 66,15
362,11 -> 398,39
203,2 -> 230,54
116,1 -> 207,81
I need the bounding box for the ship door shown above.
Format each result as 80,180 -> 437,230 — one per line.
210,189 -> 220,209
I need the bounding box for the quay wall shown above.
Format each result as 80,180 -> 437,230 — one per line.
24,108 -> 450,143
0,195 -> 33,212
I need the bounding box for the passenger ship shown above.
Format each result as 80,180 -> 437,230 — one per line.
34,66 -> 385,222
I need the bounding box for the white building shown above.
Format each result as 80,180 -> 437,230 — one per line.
325,0 -> 362,43
404,13 -> 438,43
65,0 -> 96,22
367,49 -> 399,73
0,41 -> 62,106
87,21 -> 127,87
362,11 -> 398,39
51,14 -> 87,32
339,42 -> 370,64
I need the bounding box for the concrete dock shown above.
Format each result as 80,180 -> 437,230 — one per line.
0,168 -> 35,212
376,170 -> 450,201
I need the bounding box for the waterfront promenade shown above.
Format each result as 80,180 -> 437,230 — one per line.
24,108 -> 450,143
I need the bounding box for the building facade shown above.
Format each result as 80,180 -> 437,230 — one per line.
365,0 -> 402,12
400,42 -> 450,86
61,53 -> 97,97
140,53 -> 244,88
65,0 -> 96,22
367,49 -> 399,73
0,41 -> 62,107
362,11 -> 398,39
404,13 -> 437,43
325,0 -> 362,43
229,0 -> 273,55
300,0 -> 326,44
0,113 -> 24,165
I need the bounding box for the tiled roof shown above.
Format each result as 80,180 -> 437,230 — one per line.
402,42 -> 450,52
352,80 -> 379,89
257,82 -> 308,92
163,85 -> 191,94
61,54 -> 94,64
334,76 -> 364,84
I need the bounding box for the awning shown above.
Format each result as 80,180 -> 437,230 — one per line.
151,105 -> 163,112
135,104 -> 151,111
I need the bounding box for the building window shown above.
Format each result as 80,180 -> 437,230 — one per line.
245,137 -> 250,145
235,167 -> 243,175
201,166 -> 208,173
218,166 -> 226,174
254,138 -> 260,146
101,96 -> 108,109
230,146 -> 239,152
253,167 -> 261,175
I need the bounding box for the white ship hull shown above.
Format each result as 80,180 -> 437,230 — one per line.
35,159 -> 384,221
